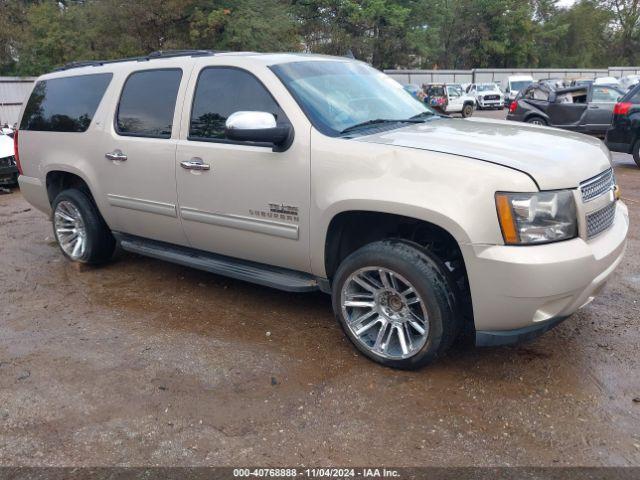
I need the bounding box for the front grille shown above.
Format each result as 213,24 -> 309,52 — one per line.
484,95 -> 499,101
580,168 -> 615,202
0,155 -> 16,167
586,202 -> 616,239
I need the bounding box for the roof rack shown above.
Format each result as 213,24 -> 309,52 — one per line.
55,49 -> 218,72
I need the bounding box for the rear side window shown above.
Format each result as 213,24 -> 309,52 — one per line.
116,69 -> 182,138
20,73 -> 112,132
189,67 -> 287,141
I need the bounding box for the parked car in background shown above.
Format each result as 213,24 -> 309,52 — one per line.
507,82 -> 625,137
15,51 -> 628,369
594,76 -> 621,88
571,78 -> 594,87
0,130 -> 18,187
501,75 -> 533,107
1,125 -> 14,138
467,83 -> 504,109
619,75 -> 640,92
424,83 -> 475,117
539,78 -> 567,89
606,83 -> 640,167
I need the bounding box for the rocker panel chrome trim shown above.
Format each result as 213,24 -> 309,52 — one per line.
107,194 -> 177,218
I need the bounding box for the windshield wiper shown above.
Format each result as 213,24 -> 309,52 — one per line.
340,117 -> 428,135
410,111 -> 437,120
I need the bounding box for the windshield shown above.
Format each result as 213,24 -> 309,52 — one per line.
510,80 -> 532,92
478,84 -> 498,92
271,61 -> 435,136
447,85 -> 463,96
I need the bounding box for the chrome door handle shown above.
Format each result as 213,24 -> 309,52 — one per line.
105,150 -> 127,161
180,159 -> 210,171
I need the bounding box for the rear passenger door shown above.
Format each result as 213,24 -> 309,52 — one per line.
96,67 -> 190,246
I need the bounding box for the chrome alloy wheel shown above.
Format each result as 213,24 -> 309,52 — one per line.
54,200 -> 87,260
341,267 -> 430,360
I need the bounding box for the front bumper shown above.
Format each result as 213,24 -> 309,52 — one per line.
478,98 -> 504,108
462,201 -> 629,345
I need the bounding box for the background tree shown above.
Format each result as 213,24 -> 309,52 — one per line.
0,0 -> 638,76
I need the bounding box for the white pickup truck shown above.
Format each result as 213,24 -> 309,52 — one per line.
424,83 -> 476,117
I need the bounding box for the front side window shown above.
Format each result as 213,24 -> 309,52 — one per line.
271,61 -> 434,136
189,67 -> 287,141
20,73 -> 112,132
592,86 -> 622,103
116,69 -> 182,138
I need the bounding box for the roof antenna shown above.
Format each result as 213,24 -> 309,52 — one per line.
344,49 -> 355,59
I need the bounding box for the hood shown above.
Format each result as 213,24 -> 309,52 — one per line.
355,117 -> 611,190
0,135 -> 14,159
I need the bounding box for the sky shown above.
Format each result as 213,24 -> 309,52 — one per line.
557,0 -> 577,6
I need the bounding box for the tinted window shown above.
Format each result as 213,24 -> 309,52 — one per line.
190,68 -> 287,141
116,69 -> 182,138
20,74 -> 112,132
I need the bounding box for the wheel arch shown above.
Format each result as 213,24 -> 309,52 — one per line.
321,205 -> 469,281
522,107 -> 549,124
45,168 -> 97,206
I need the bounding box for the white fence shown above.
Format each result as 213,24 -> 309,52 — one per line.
0,77 -> 36,126
2,66 -> 640,125
385,67 -> 640,85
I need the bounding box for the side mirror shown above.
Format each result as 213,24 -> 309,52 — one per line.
225,111 -> 292,148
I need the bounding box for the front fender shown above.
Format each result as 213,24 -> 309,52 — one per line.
309,130 -> 538,277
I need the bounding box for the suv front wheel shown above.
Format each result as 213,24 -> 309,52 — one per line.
332,240 -> 459,369
52,189 -> 115,264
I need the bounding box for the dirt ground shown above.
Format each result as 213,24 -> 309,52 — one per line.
1,110 -> 639,467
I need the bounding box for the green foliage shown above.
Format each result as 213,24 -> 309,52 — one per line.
0,0 -> 637,76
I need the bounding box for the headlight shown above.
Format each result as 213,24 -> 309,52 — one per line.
495,191 -> 577,245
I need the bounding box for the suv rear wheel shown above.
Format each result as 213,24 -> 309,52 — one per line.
332,240 -> 458,370
52,189 -> 115,264
461,103 -> 474,118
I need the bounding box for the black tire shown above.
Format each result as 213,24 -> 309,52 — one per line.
633,139 -> 640,168
461,104 -> 474,118
52,189 -> 115,264
526,116 -> 547,126
331,240 -> 459,370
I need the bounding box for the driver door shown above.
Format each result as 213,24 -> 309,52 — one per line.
446,87 -> 463,113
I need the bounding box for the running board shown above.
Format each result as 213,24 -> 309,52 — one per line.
115,234 -> 319,293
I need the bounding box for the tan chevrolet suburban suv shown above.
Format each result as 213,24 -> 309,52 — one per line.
15,50 -> 629,369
